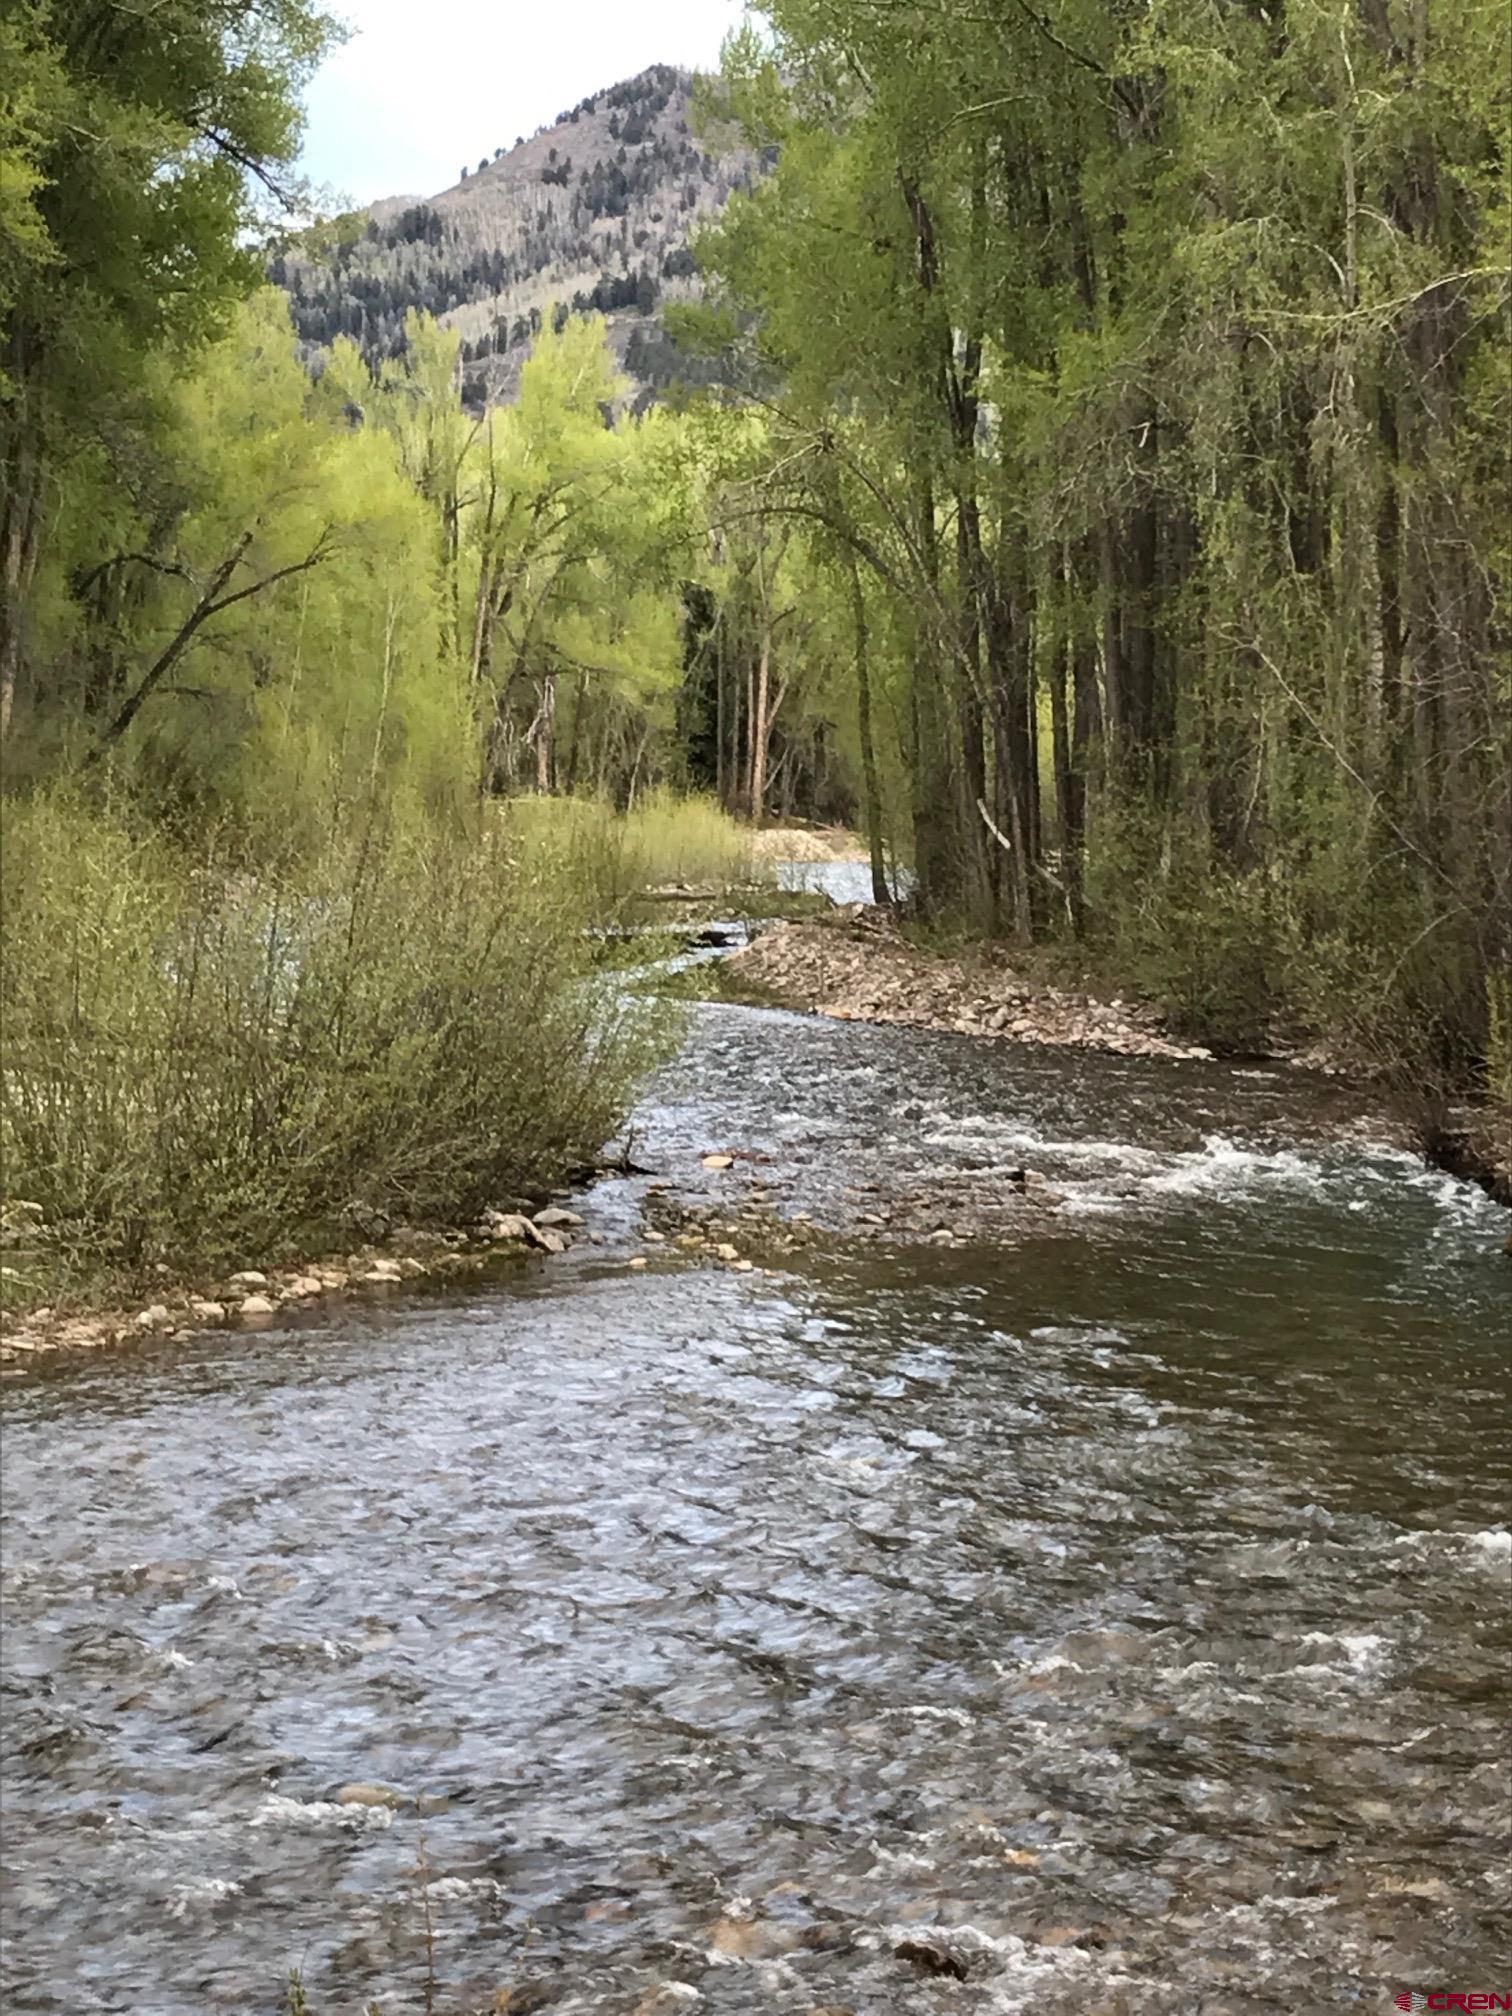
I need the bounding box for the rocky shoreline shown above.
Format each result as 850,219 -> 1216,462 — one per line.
725,906 -> 1220,1064
0,1201 -> 596,1367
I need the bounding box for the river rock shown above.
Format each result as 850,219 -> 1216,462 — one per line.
134,1304 -> 173,1331
634,1987 -> 701,2016
189,1300 -> 227,1327
533,1206 -> 583,1229
363,1259 -> 402,1283
237,1294 -> 278,1321
283,1274 -> 324,1298
228,1270 -> 268,1289
627,1256 -> 649,1270
701,1153 -> 735,1170
532,1227 -> 569,1255
389,1226 -> 448,1251
483,1210 -> 534,1243
334,1782 -> 401,1809
893,1925 -> 1003,1979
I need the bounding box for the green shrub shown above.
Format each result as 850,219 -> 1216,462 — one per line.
502,788 -> 762,912
0,794 -> 671,1296
622,786 -> 758,889
1084,813 -> 1290,1052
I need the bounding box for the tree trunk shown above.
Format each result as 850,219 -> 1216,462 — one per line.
534,671 -> 556,793
0,420 -> 43,742
849,552 -> 890,905
750,626 -> 772,823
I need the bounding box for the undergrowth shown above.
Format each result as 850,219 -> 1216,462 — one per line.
503,788 -> 762,909
0,793 -> 674,1305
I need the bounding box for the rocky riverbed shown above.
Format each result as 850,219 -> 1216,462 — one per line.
3,987 -> 1508,2015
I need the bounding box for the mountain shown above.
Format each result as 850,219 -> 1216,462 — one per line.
272,65 -> 755,408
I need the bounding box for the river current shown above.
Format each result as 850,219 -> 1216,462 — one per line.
3,951 -> 1510,2012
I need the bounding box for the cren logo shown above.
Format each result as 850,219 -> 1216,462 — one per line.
1395,1998 -> 1512,2013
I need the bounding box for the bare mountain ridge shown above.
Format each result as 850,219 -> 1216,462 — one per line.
274,65 -> 754,406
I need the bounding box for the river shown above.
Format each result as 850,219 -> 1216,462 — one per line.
3,942 -> 1510,2012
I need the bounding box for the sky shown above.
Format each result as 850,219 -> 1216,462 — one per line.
298,0 -> 746,207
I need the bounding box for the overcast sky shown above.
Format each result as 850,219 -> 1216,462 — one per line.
299,0 -> 746,206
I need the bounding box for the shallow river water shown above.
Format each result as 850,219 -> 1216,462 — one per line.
3,982 -> 1510,2014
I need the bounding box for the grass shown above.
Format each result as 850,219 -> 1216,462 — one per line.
0,792 -> 673,1309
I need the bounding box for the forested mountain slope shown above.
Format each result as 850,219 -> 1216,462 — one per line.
272,65 -> 755,406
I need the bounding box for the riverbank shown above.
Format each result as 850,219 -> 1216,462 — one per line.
726,905 -> 1219,1064
0,1202 -> 601,1366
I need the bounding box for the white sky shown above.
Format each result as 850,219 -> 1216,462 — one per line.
299,0 -> 746,206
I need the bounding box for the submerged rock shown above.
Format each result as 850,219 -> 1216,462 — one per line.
334,1781 -> 401,1809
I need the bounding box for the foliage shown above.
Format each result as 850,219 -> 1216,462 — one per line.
4,0 -> 1509,1187
0,793 -> 669,1297
1,0 -> 341,729
683,0 -> 1512,1083
503,788 -> 760,912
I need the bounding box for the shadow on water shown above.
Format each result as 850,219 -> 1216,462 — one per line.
2,996 -> 1509,2012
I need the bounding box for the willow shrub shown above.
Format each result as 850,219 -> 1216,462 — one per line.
503,788 -> 761,912
0,794 -> 671,1293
